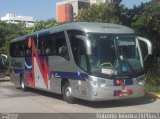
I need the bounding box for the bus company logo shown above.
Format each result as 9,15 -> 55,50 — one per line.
55,73 -> 61,78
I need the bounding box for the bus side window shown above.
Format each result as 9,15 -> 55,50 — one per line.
37,37 -> 45,56
25,37 -> 33,57
49,35 -> 56,55
54,32 -> 69,60
15,42 -> 23,57
37,35 -> 52,56
77,40 -> 87,71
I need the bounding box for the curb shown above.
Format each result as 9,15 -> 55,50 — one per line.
5,76 -> 10,78
0,76 -> 10,80
145,92 -> 160,99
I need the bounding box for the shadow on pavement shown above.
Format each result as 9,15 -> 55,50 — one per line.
75,97 -> 156,108
18,87 -> 63,101
0,79 -> 10,82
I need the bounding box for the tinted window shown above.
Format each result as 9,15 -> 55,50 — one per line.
36,32 -> 69,59
67,30 -> 88,71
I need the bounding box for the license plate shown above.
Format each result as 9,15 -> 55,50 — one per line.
114,89 -> 133,96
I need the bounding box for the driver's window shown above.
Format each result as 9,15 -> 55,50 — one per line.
78,40 -> 87,71
67,30 -> 87,71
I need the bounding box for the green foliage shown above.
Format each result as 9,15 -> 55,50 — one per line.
132,2 -> 160,36
31,19 -> 58,32
118,3 -> 146,26
146,72 -> 160,92
75,3 -> 120,23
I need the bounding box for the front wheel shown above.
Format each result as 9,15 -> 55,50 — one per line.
62,81 -> 75,103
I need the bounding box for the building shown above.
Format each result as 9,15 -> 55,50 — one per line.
56,0 -> 89,23
66,0 -> 89,16
90,0 -> 106,4
1,13 -> 35,27
56,2 -> 73,23
90,0 -> 122,5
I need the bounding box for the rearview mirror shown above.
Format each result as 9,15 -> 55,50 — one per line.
0,54 -> 8,68
137,37 -> 152,55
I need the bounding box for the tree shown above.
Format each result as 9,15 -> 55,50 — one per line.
132,1 -> 160,55
75,3 -> 120,24
118,3 -> 146,26
0,21 -> 8,48
31,19 -> 58,32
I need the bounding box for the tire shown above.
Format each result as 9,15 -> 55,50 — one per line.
20,78 -> 27,91
62,81 -> 75,104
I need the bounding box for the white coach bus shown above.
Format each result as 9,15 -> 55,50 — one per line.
9,22 -> 152,103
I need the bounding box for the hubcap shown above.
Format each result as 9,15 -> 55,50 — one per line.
65,87 -> 72,98
21,81 -> 25,89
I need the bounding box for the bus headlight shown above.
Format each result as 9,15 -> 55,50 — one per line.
89,77 -> 107,88
137,80 -> 145,86
136,77 -> 145,86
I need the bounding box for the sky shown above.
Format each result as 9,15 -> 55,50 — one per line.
0,0 -> 151,21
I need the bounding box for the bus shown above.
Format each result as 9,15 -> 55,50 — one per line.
9,22 -> 152,103
0,53 -> 8,78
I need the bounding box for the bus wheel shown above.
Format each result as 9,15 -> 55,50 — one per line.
20,79 -> 27,91
62,81 -> 75,104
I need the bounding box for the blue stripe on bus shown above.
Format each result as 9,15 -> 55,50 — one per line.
51,71 -> 88,81
11,69 -> 133,85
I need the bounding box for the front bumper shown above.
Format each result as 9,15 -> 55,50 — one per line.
86,85 -> 145,101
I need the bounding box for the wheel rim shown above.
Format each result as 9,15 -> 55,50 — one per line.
65,87 -> 72,98
21,81 -> 25,89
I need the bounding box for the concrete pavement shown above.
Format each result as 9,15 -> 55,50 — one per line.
0,85 -> 160,113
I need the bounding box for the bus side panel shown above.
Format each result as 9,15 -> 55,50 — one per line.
48,56 -> 88,97
48,56 -> 74,94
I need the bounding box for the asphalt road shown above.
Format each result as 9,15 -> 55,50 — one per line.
0,78 -> 160,119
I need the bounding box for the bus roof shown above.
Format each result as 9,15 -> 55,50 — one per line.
10,22 -> 135,43
64,22 -> 134,34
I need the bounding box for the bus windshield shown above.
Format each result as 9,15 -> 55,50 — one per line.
87,34 -> 143,77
